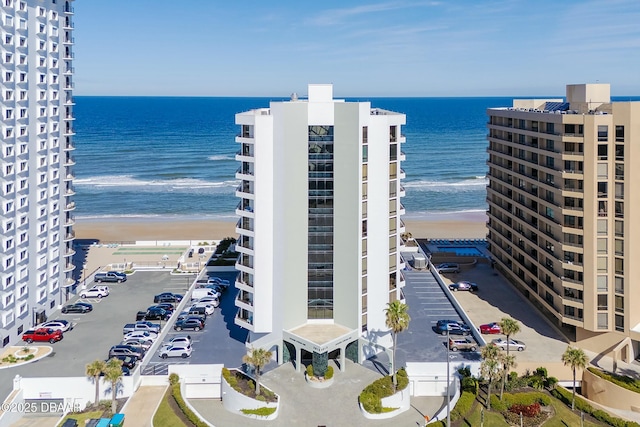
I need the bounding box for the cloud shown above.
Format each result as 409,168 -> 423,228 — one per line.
307,1 -> 441,26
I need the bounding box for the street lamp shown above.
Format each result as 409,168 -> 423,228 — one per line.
82,264 -> 87,289
446,327 -> 451,427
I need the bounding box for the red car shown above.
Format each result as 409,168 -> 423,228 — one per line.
22,328 -> 63,344
479,322 -> 502,334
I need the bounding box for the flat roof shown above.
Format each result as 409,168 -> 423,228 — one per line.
288,323 -> 354,346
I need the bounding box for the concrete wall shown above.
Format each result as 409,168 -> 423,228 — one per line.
582,368 -> 640,413
221,370 -> 279,420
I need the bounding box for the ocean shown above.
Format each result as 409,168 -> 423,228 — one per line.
71,96 -> 522,220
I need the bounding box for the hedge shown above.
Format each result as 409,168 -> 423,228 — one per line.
169,374 -> 209,427
587,367 -> 640,394
551,387 -> 640,427
451,391 -> 475,422
490,391 -> 550,412
359,368 -> 408,413
240,407 -> 277,416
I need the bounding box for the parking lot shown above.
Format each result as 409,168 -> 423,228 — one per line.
0,269 -> 248,404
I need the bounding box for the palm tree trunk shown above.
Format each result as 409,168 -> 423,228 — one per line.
572,368 -> 576,410
111,381 -> 117,415
486,381 -> 492,410
94,375 -> 100,407
392,332 -> 397,391
255,371 -> 261,396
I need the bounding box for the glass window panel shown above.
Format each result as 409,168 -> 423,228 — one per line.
389,235 -> 396,252
597,238 -> 607,254
597,219 -> 607,235
615,295 -> 624,313
362,201 -> 367,219
597,128 -> 608,143
389,254 -> 397,270
615,183 -> 624,199
615,314 -> 624,332
597,163 -> 608,179
362,257 -> 367,274
362,182 -> 368,200
597,257 -> 608,273
389,163 -> 397,179
389,217 -> 397,234
390,144 -> 397,161
362,238 -> 367,256
615,125 -> 624,142
362,145 -> 368,163
615,258 -> 623,275
362,164 -> 368,181
389,180 -> 397,197
597,294 -> 608,310
597,313 -> 608,329
615,220 -> 623,237
389,199 -> 396,215
615,277 -> 623,294
597,276 -> 607,291
615,239 -> 623,256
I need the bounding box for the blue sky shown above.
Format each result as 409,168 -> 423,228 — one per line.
74,0 -> 640,97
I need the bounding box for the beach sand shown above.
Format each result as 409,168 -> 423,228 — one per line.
75,212 -> 488,242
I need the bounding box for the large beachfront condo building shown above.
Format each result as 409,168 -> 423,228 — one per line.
0,0 -> 75,347
486,83 -> 640,358
234,84 -> 407,369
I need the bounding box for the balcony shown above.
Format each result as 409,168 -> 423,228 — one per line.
64,247 -> 76,257
63,156 -> 75,166
63,263 -> 75,272
63,231 -> 75,241
64,4 -> 74,14
64,96 -> 75,105
235,218 -> 254,235
64,127 -> 75,136
64,215 -> 75,226
236,290 -> 254,308
64,201 -> 75,211
63,36 -> 74,45
235,308 -> 254,330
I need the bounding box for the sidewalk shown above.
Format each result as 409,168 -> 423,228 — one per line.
122,385 -> 167,427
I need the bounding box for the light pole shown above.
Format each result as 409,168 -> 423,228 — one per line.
82,264 -> 87,289
446,327 -> 451,427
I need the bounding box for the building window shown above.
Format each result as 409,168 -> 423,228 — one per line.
615,295 -> 624,313
362,145 -> 368,163
615,163 -> 624,180
615,144 -> 624,161
597,126 -> 608,142
389,126 -> 397,142
597,239 -> 607,254
615,315 -> 624,332
597,219 -> 607,235
615,125 -> 624,142
615,239 -> 623,256
389,180 -> 396,198
597,276 -> 608,291
615,258 -> 624,275
615,183 -> 624,199
362,126 -> 368,144
615,220 -> 624,237
597,182 -> 608,198
615,201 -> 623,218
597,163 -> 608,179
597,313 -> 608,329
389,163 -> 397,179
597,144 -> 608,159
597,257 -> 607,273
390,144 -> 397,161
615,277 -> 623,294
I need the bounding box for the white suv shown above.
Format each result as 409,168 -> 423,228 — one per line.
158,344 -> 192,359
79,288 -> 108,299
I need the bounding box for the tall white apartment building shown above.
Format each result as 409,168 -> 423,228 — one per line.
234,84 -> 407,370
0,0 -> 75,347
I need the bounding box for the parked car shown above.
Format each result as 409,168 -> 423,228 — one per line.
195,296 -> 220,308
174,318 -> 203,331
79,288 -> 109,299
186,306 -> 208,317
123,330 -> 158,342
122,321 -> 161,335
152,303 -> 175,314
448,281 -> 478,292
190,302 -> 215,315
492,338 -> 526,351
448,338 -> 478,352
479,322 -> 502,334
94,271 -> 127,283
61,303 -> 92,314
37,320 -> 72,332
22,328 -> 63,344
121,338 -> 153,350
207,276 -> 230,286
158,344 -> 192,359
153,293 -> 183,304
435,263 -> 460,274
435,320 -> 471,336
176,311 -> 206,324
89,285 -> 110,295
161,335 -> 192,349
191,288 -> 218,301
136,307 -> 170,321
108,345 -> 143,360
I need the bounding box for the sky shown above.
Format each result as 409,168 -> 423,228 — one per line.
74,0 -> 640,97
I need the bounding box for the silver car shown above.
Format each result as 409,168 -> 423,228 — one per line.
435,263 -> 460,274
492,338 -> 526,351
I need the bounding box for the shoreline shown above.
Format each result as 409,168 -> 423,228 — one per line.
74,212 -> 487,242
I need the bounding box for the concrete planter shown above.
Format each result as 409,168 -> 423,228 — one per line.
360,388 -> 411,420
221,369 -> 279,420
305,373 -> 334,389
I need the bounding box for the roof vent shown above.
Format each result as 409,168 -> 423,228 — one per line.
290,92 -> 298,101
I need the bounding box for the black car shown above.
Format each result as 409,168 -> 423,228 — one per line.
108,345 -> 143,360
176,312 -> 206,324
137,307 -> 170,321
174,318 -> 203,331
435,320 -> 471,336
153,293 -> 183,304
151,303 -> 175,313
61,303 -> 93,314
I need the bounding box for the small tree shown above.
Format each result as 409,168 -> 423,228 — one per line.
561,346 -> 588,410
103,358 -> 124,415
85,360 -> 107,407
499,317 -> 521,399
242,347 -> 272,396
480,344 -> 502,409
385,300 -> 411,391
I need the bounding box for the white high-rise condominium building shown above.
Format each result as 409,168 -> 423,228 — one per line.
234,84 -> 407,370
0,0 -> 75,347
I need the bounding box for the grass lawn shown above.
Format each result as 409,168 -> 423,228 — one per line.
57,410 -> 103,427
152,390 -> 188,427
459,399 -> 603,427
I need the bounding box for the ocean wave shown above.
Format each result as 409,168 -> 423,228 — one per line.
74,175 -> 239,190
403,177 -> 488,191
207,155 -> 235,161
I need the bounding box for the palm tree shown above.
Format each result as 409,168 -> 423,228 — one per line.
103,358 -> 124,415
85,360 -> 107,407
499,353 -> 516,399
499,317 -> 521,399
480,343 -> 502,409
242,347 -> 273,396
562,346 -> 588,410
385,300 -> 411,391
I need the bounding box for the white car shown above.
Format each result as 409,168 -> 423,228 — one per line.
158,344 -> 192,359
38,320 -> 72,333
90,285 -> 110,295
121,338 -> 154,350
124,331 -> 158,342
161,335 -> 192,349
79,288 -> 108,299
195,297 -> 220,308
190,303 -> 215,315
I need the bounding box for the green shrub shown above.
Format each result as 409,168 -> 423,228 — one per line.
451,391 -> 475,421
551,387 -> 640,427
24,354 -> 34,361
169,373 -> 179,385
359,368 -> 409,414
528,375 -> 545,389
240,407 -> 276,417
170,381 -> 209,427
359,391 -> 381,413
255,395 -> 266,402
587,367 -> 640,394
458,366 -> 472,378
545,376 -> 558,389
461,376 -> 478,395
306,364 -> 314,377
325,365 -> 334,380
534,367 -> 548,378
491,391 -> 550,412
